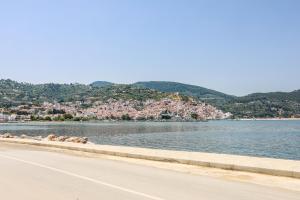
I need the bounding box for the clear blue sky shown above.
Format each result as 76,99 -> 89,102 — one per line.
0,0 -> 299,96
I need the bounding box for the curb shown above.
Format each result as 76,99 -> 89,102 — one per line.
1,138 -> 299,179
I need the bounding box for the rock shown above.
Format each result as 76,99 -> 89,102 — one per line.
33,136 -> 43,141
20,134 -> 29,139
65,136 -> 88,144
65,137 -> 78,143
0,132 -> 88,144
47,134 -> 57,141
19,134 -> 42,141
56,136 -> 69,142
2,133 -> 14,138
44,134 -> 88,144
81,137 -> 88,144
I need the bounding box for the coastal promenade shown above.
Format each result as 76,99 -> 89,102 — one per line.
1,138 -> 300,178
0,142 -> 300,200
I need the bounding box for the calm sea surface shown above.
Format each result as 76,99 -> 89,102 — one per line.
0,120 -> 299,160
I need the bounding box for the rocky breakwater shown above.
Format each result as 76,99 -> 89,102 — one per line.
0,133 -> 89,144
46,134 -> 88,144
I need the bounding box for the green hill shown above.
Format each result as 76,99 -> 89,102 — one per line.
90,81 -> 113,87
0,79 -> 169,107
222,90 -> 300,118
132,81 -> 300,118
133,81 -> 236,113
1,79 -> 299,118
240,90 -> 300,103
133,81 -> 234,100
0,79 -> 91,107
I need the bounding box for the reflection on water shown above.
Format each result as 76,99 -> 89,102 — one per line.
0,120 -> 299,160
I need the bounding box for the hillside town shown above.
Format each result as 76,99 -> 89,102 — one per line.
0,97 -> 231,122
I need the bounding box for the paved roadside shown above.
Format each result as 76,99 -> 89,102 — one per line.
0,143 -> 299,200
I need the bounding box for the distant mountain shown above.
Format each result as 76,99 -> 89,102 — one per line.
223,90 -> 300,118
133,81 -> 234,101
239,90 -> 300,103
90,81 -> 113,87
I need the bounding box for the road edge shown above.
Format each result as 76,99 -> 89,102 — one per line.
1,138 -> 299,179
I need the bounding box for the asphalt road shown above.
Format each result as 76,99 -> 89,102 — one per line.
0,143 -> 299,200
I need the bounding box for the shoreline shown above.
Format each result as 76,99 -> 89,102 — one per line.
1,117 -> 300,124
236,118 -> 300,121
1,138 -> 299,179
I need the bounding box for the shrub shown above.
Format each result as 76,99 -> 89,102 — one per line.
63,113 -> 73,120
73,117 -> 82,121
53,115 -> 65,121
191,113 -> 198,119
30,115 -> 37,121
121,114 -> 132,120
44,116 -> 52,121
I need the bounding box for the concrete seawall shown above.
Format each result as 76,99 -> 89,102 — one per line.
1,138 -> 299,179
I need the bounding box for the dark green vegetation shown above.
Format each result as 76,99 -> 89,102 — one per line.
133,81 -> 300,118
222,90 -> 300,118
134,81 -> 234,101
0,79 -> 168,108
133,81 -> 234,112
90,81 -> 113,87
1,79 -> 299,118
0,79 -> 90,107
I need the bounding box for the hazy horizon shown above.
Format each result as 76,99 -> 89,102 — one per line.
1,0 -> 300,95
